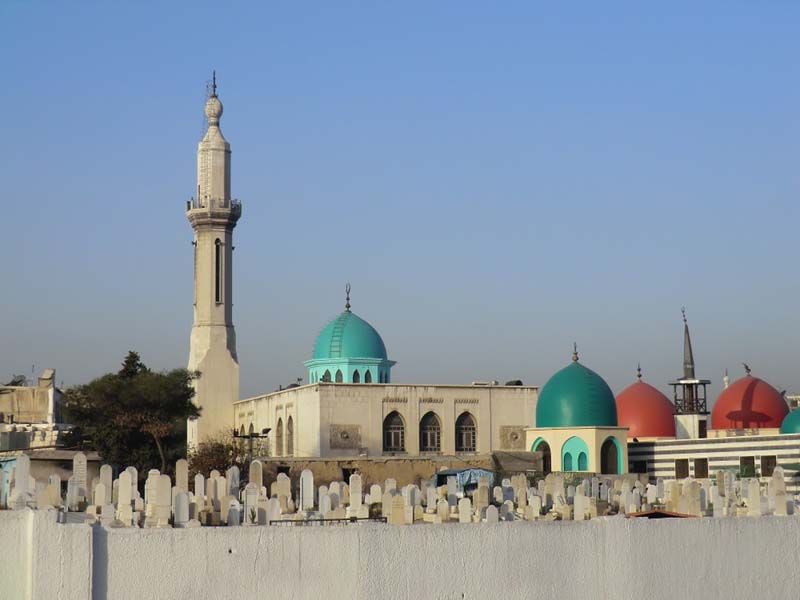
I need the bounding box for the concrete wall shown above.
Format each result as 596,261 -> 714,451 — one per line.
2,510 -> 799,599
1,509 -> 92,600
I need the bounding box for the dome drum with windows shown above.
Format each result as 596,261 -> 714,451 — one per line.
304,285 -> 396,385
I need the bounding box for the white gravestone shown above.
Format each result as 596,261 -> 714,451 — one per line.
349,474 -> 362,511
72,453 -> 88,500
249,460 -> 263,490
458,498 -> 472,524
175,459 -> 189,493
300,469 -> 314,510
485,505 -> 499,523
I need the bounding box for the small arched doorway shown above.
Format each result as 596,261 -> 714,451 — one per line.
532,438 -> 552,474
601,437 -> 621,474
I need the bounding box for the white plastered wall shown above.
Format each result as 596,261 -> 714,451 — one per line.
3,510 -> 800,599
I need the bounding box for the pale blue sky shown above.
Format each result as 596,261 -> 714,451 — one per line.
2,2 -> 799,403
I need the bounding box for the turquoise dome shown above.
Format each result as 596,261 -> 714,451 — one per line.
536,359 -> 618,428
313,311 -> 388,360
780,410 -> 800,434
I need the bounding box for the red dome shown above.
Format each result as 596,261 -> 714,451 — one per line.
616,380 -> 676,439
711,375 -> 788,430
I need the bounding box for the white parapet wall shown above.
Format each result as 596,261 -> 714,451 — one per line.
2,510 -> 800,599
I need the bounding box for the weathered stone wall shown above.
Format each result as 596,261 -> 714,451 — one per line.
3,510 -> 800,599
255,456 -> 496,491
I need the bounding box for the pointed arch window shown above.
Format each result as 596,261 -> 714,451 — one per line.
364,370 -> 372,383
335,369 -> 343,383
383,411 -> 405,453
322,370 -> 331,382
249,423 -> 254,436
275,418 -> 284,456
353,369 -> 360,383
455,412 -> 476,452
419,412 -> 441,452
214,238 -> 222,304
286,416 -> 294,457
239,424 -> 245,436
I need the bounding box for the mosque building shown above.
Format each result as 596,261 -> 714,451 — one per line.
183,77 -> 800,490
233,289 -> 536,461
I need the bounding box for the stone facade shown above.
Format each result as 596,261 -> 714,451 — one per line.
235,382 -> 537,458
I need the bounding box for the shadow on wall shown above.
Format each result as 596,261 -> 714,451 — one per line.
92,525 -> 109,600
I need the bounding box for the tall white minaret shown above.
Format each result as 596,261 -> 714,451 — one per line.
186,73 -> 241,447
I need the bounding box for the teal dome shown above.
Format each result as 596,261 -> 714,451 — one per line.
780,410 -> 800,434
536,359 -> 618,428
312,311 -> 388,360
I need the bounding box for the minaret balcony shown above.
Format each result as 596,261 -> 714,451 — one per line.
186,197 -> 242,227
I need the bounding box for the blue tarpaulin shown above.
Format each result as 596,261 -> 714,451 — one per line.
435,468 -> 494,491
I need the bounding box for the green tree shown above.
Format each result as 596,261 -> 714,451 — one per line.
62,352 -> 200,475
119,350 -> 149,380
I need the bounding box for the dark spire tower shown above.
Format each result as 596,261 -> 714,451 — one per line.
669,308 -> 710,438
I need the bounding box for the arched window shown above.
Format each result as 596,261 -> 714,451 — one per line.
532,438 -> 552,474
335,369 -> 343,383
353,369 -> 360,383
286,416 -> 294,457
239,424 -> 245,436
383,411 -> 405,453
578,451 -> 588,471
364,370 -> 372,383
455,412 -> 476,452
275,418 -> 284,456
419,412 -> 441,452
322,370 -> 331,382
563,453 -> 573,471
601,437 -> 621,474
561,436 -> 589,472
214,238 -> 222,303
248,423 -> 254,436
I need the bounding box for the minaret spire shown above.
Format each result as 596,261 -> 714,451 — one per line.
636,363 -> 642,380
345,283 -> 351,312
572,342 -> 579,362
211,70 -> 217,97
682,307 -> 695,379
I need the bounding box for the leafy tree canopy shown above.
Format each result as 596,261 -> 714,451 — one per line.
62,351 -> 200,475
